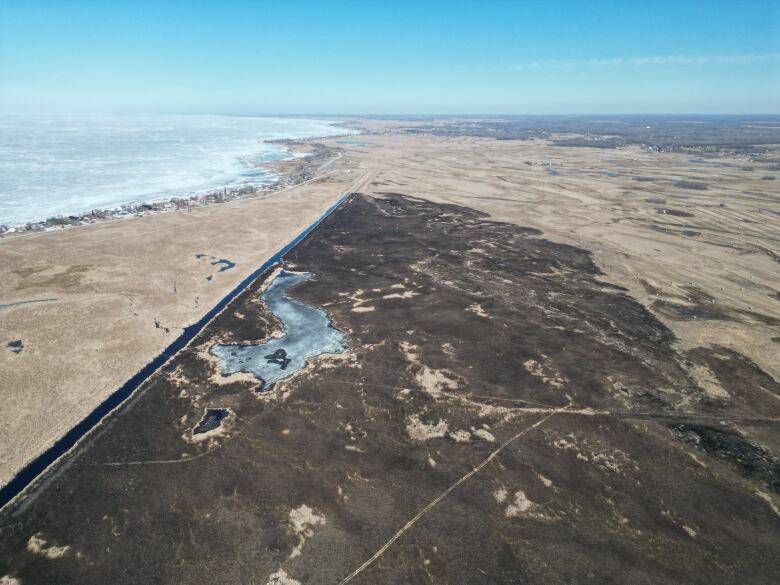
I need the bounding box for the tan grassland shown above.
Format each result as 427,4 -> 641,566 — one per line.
1,120 -> 778,491
0,163 -> 367,486
320,127 -> 779,383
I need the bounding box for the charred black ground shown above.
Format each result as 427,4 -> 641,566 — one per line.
1,194 -> 778,585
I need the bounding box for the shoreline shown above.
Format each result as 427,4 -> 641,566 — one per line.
0,127 -> 357,238
0,149 -> 363,491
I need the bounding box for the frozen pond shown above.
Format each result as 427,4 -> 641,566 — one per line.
212,270 -> 344,389
194,408 -> 229,434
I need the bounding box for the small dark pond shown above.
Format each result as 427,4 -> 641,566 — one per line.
195,253 -> 236,272
193,408 -> 229,434
7,339 -> 23,353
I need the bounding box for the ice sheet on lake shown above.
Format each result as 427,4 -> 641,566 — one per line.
0,114 -> 349,225
212,271 -> 344,389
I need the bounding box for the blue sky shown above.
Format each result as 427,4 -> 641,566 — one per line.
1,0 -> 778,114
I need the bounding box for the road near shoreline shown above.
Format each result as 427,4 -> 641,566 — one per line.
0,189 -> 356,511
0,157 -> 364,489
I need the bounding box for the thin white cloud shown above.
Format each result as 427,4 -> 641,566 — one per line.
511,52 -> 780,70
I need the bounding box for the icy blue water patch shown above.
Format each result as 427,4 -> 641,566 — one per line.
212,258 -> 236,272
0,114 -> 352,225
212,270 -> 344,389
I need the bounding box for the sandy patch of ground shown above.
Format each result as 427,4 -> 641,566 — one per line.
466,303 -> 489,317
288,504 -> 326,559
505,489 -> 535,517
266,568 -> 301,585
406,414 -> 449,441
689,364 -> 729,399
26,533 -> 69,559
523,358 -> 566,389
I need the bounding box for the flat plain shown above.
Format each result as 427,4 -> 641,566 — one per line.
1,117 -> 779,584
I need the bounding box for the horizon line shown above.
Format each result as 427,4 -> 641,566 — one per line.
2,111 -> 780,118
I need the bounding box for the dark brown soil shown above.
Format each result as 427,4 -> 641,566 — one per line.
1,194 -> 778,585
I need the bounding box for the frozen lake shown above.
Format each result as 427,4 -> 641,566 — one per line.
212,270 -> 345,389
0,114 -> 347,226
